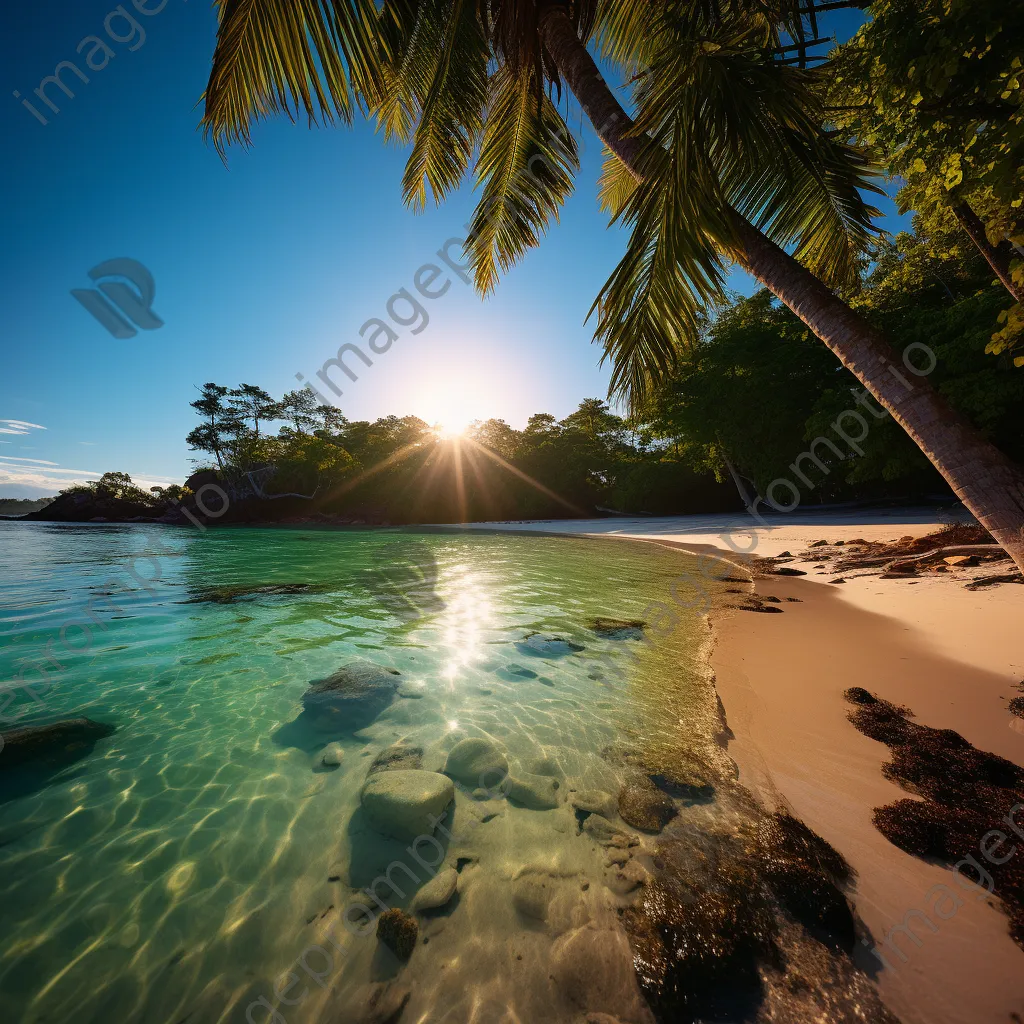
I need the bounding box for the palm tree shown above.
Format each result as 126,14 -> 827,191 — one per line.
201,0 -> 1024,569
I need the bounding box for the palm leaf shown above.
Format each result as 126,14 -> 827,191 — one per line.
466,63 -> 578,293
203,0 -> 384,154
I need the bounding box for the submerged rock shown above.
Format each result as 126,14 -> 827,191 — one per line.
572,789 -> 617,820
0,717 -> 115,768
317,742 -> 344,768
444,737 -> 509,790
582,816 -> 638,849
618,779 -> 678,833
184,582 -> 319,604
514,634 -> 585,658
376,908 -> 418,960
301,661 -> 402,733
360,769 -> 455,842
367,742 -> 423,776
412,867 -> 458,912
587,617 -> 646,640
512,872 -> 555,921
507,772 -> 561,810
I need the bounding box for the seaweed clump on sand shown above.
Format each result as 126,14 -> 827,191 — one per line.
844,688 -> 1024,949
620,808 -> 893,1023
377,908 -> 418,960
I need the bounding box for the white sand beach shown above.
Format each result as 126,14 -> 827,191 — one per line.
465,509 -> 1024,1024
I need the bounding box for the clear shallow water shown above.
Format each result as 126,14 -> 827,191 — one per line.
0,523 -> 727,1024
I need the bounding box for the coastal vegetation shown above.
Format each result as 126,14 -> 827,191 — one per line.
199,0 -> 1024,567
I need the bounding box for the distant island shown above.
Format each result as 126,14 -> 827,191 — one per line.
0,497 -> 55,517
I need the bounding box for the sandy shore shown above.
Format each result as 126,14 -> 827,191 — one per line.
463,509 -> 1024,1024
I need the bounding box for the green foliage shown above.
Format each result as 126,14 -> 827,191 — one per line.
828,0 -> 1024,359
646,223 -> 1024,499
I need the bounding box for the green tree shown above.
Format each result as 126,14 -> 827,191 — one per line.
229,383 -> 279,437
828,0 -> 1024,356
187,383 -> 239,470
200,0 -> 1024,567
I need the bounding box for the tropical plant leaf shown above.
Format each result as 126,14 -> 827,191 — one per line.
466,64 -> 578,293
203,0 -> 384,154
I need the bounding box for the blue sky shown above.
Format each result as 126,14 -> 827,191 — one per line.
0,0 -> 895,497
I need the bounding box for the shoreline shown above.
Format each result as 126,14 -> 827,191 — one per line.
467,513 -> 1024,1024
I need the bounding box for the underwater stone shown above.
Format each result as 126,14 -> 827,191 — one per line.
301,660 -> 401,732
318,742 -> 344,768
512,873 -> 555,920
582,816 -> 638,849
0,717 -> 115,768
572,790 -> 617,820
587,617 -> 646,640
507,772 -> 561,810
514,634 -> 585,658
360,770 -> 455,843
444,737 -> 509,789
412,867 -> 458,912
367,742 -> 423,776
376,908 -> 418,960
618,779 -> 678,833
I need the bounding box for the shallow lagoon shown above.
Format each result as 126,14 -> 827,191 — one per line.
0,523 -> 737,1023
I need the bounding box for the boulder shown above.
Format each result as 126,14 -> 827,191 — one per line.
360,770 -> 455,842
301,661 -> 401,733
444,737 -> 509,789
412,867 -> 458,912
507,772 -> 561,810
0,718 -> 115,767
513,872 -> 555,921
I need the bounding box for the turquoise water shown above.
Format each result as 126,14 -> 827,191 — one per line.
0,523 -> 727,1024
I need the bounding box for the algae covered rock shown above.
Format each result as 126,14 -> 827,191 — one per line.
360,769 -> 455,842
0,717 -> 115,767
587,617 -> 646,640
377,908 -> 418,960
317,742 -> 344,768
514,634 -> 585,658
367,742 -> 423,776
444,737 -> 509,790
618,779 -> 678,833
301,660 -> 401,733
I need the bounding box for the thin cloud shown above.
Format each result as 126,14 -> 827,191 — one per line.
0,419 -> 46,436
0,456 -> 60,466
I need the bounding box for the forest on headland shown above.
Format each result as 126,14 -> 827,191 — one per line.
21,220 -> 1024,527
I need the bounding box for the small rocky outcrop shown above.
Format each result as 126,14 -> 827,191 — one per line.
444,737 -> 509,790
301,661 -> 402,733
0,718 -> 116,767
377,908 -> 418,960
360,769 -> 454,842
618,778 -> 678,833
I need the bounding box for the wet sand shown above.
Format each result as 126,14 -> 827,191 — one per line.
471,512 -> 1024,1024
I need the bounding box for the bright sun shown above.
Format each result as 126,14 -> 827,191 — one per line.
435,421 -> 468,439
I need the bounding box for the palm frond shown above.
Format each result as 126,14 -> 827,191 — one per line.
466,63 -> 578,294
399,0 -> 489,210
597,145 -> 639,218
203,0 -> 383,154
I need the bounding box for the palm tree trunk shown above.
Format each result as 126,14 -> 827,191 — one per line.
537,1 -> 1024,570
952,202 -> 1024,303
